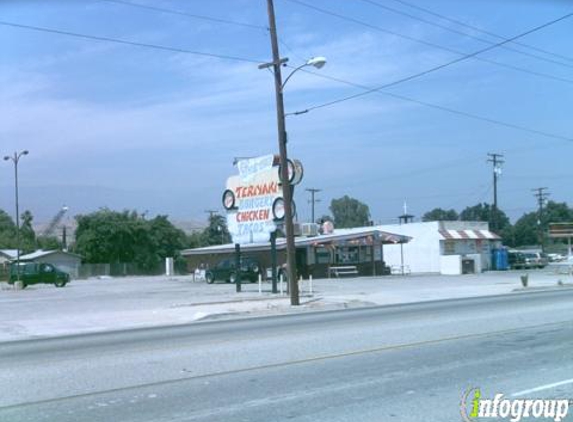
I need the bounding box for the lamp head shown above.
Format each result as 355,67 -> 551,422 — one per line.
306,56 -> 327,69
22,150 -> 29,155
3,156 -> 9,161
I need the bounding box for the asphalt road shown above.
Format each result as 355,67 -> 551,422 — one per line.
1,289 -> 573,421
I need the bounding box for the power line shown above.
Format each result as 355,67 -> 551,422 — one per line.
357,0 -> 573,70
283,0 -> 573,85
288,10 -> 573,119
101,0 -> 311,69
101,0 -> 267,31
386,0 -> 573,64
293,67 -> 573,144
0,20 -> 263,64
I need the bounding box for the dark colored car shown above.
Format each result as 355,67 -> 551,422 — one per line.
8,262 -> 70,288
205,258 -> 262,284
508,251 -> 527,269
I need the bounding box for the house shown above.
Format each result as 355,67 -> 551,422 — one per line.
0,250 -> 18,266
0,250 -> 18,279
18,250 -> 82,279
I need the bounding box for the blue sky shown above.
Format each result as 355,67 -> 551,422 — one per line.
1,0 -> 572,226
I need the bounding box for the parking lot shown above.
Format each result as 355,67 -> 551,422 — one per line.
0,266 -> 571,342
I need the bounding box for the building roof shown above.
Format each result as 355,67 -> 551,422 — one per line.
182,228 -> 411,256
439,229 -> 501,240
0,249 -> 18,259
18,249 -> 82,261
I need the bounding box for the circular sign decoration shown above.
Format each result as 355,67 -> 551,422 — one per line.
272,198 -> 297,221
222,189 -> 236,210
291,159 -> 304,186
272,197 -> 285,221
278,159 -> 296,184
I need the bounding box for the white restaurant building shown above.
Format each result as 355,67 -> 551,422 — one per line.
377,220 -> 502,274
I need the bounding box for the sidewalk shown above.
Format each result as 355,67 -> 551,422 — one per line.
0,268 -> 571,342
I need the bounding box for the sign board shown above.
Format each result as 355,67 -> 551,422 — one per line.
548,223 -> 573,238
223,155 -> 303,245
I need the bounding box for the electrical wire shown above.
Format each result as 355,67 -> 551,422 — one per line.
357,0 -> 573,69
296,70 -> 573,143
281,11 -> 573,144
100,0 -> 311,72
283,0 -> 573,85
101,0 -> 267,31
0,20 -> 263,64
301,9 -> 573,99
386,0 -> 573,64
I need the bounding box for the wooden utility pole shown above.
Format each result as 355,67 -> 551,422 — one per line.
532,187 -> 550,252
264,0 -> 299,305
306,188 -> 321,223
487,153 -> 504,231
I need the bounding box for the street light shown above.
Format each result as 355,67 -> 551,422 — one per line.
4,150 -> 29,288
262,0 -> 327,306
281,56 -> 327,88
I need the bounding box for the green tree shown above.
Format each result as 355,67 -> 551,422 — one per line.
460,203 -> 510,229
422,208 -> 459,222
37,236 -> 62,250
329,196 -> 371,228
201,214 -> 231,246
511,201 -> 573,247
20,210 -> 36,253
0,209 -> 16,249
74,209 -> 188,273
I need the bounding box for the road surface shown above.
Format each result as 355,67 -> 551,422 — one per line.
1,289 -> 573,421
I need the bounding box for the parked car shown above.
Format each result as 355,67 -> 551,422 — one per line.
508,251 -> 527,269
8,262 -> 70,288
205,258 -> 262,284
522,252 -> 549,269
547,253 -> 565,262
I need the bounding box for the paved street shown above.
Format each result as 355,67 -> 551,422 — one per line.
1,289 -> 572,421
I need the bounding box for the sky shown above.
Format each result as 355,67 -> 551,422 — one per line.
1,0 -> 572,228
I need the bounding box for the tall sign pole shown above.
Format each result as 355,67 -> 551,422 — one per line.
265,0 -> 299,305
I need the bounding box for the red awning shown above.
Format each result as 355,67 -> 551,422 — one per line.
439,229 -> 501,240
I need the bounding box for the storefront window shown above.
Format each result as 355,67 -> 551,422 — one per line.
336,247 -> 359,264
315,247 -> 331,264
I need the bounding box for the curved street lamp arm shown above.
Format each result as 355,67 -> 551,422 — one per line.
281,63 -> 309,91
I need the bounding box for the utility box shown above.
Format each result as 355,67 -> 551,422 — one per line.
165,257 -> 174,276
462,258 -> 475,274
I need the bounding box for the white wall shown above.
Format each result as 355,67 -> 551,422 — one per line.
440,255 -> 461,275
378,222 -> 441,273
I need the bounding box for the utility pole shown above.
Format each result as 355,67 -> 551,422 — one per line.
532,187 -> 550,252
306,188 -> 321,223
264,0 -> 299,306
487,153 -> 504,232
